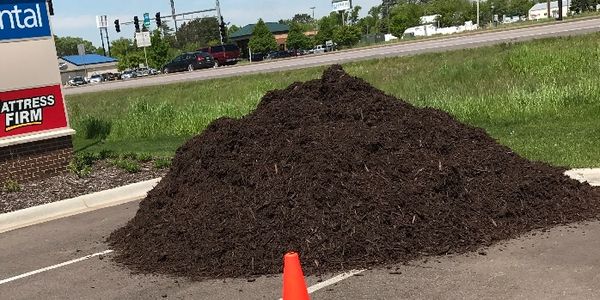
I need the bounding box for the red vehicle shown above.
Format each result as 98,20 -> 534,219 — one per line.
199,44 -> 241,67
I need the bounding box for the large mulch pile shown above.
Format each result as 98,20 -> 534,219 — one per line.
108,65 -> 600,279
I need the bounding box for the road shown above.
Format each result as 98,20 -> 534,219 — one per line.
65,18 -> 600,96
2,199 -> 600,299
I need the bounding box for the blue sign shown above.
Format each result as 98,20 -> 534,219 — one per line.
0,0 -> 51,42
143,13 -> 150,27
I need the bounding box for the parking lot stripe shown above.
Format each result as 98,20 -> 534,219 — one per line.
0,250 -> 114,285
307,269 -> 365,294
278,269 -> 365,300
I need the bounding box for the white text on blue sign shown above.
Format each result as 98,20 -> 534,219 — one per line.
0,0 -> 50,42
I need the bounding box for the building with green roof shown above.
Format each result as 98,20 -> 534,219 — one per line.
229,22 -> 290,58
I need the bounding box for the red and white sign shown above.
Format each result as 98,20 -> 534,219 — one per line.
0,85 -> 68,138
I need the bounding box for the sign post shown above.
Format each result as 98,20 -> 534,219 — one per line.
332,0 -> 352,12
0,0 -> 75,184
135,31 -> 152,67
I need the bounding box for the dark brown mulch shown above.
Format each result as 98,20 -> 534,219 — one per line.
0,161 -> 166,214
108,65 -> 600,280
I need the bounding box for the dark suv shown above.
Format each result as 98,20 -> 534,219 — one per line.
199,44 -> 240,67
162,52 -> 215,74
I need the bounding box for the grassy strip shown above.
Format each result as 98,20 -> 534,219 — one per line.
67,33 -> 600,167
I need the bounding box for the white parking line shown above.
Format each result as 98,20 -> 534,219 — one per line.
278,269 -> 366,300
307,269 -> 365,294
2,249 -> 364,298
0,250 -> 114,285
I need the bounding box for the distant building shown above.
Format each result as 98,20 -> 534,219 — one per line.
529,1 -> 569,20
403,21 -> 478,38
58,54 -> 118,84
420,14 -> 441,25
230,22 -> 290,56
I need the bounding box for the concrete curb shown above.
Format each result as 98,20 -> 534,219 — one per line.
565,169 -> 600,186
0,178 -> 161,234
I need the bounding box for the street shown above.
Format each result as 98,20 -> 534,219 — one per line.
2,200 -> 600,299
65,18 -> 600,96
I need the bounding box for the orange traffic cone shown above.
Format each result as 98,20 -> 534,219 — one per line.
282,252 -> 310,300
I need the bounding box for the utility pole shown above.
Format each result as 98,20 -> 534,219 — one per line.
558,0 -> 563,20
216,0 -> 223,45
170,0 -> 178,32
547,0 -> 551,19
476,0 -> 480,28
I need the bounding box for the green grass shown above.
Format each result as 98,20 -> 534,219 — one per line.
67,33 -> 600,168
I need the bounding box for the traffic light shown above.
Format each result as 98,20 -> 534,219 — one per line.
114,19 -> 121,33
219,16 -> 227,41
47,0 -> 54,15
155,12 -> 161,27
133,16 -> 140,32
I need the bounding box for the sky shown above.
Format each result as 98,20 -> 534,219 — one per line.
50,0 -> 382,47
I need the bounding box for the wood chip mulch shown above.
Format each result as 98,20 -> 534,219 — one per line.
0,160 -> 167,214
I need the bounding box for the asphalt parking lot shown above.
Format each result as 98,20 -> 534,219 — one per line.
2,198 -> 600,300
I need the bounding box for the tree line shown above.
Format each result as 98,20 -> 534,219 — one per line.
55,17 -> 232,71
55,0 -> 599,70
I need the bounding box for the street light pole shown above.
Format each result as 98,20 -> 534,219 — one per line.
105,27 -> 111,57
99,28 -> 106,56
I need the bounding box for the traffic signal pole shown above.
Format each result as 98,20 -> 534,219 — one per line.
170,0 -> 178,32
117,9 -> 216,30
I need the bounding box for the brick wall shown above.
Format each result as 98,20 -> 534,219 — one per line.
0,136 -> 73,184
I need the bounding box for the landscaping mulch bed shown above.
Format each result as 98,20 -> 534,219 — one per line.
0,160 -> 166,214
108,65 -> 600,280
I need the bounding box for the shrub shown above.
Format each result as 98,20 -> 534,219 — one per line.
121,152 -> 138,160
153,157 -> 172,169
112,159 -> 141,173
2,179 -> 21,193
136,152 -> 153,162
68,152 -> 98,178
98,149 -> 117,160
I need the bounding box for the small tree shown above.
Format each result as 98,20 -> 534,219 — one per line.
54,36 -> 97,56
249,19 -> 278,54
333,25 -> 361,47
314,14 -> 338,45
508,0 -> 535,16
229,24 -> 241,35
110,38 -> 136,58
286,22 -> 312,50
292,13 -> 314,24
175,17 -> 220,49
389,3 -> 423,38
148,30 -> 172,69
117,51 -> 144,70
428,0 -> 474,27
570,0 -> 599,13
